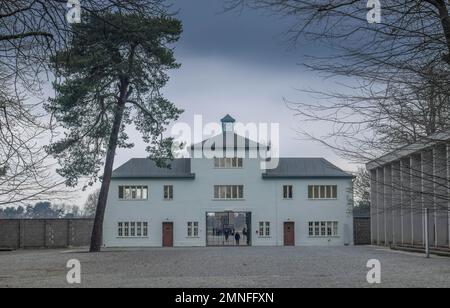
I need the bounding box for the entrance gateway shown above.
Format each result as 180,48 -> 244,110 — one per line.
206,212 -> 251,246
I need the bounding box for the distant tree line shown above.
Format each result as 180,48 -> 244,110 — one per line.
0,194 -> 99,219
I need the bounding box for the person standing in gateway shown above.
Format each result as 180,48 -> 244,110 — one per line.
234,232 -> 241,246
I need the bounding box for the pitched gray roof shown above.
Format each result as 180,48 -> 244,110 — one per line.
262,158 -> 353,179
112,157 -> 352,179
112,158 -> 195,179
190,133 -> 269,150
221,114 -> 236,123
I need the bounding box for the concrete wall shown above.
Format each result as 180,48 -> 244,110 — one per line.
369,141 -> 450,249
0,219 -> 93,249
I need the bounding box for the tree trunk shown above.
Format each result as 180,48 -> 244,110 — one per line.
434,0 -> 450,64
89,79 -> 129,252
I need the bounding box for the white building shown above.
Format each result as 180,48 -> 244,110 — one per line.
103,115 -> 354,247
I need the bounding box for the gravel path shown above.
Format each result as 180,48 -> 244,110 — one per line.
0,246 -> 449,288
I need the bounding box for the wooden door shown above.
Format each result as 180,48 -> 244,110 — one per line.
284,222 -> 295,246
162,222 -> 173,247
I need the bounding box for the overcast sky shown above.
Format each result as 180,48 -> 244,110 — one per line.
73,0 -> 357,206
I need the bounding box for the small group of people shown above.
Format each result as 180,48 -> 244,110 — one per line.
224,227 -> 248,245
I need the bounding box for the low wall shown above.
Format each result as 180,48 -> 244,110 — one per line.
0,219 -> 94,249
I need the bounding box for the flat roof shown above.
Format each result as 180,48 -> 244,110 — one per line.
366,130 -> 450,170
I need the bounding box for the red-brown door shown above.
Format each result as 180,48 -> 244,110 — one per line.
162,222 -> 173,247
284,222 -> 295,246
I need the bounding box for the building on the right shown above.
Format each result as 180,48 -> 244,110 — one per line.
366,131 -> 450,248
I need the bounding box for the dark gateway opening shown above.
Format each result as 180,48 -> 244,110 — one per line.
206,212 -> 251,246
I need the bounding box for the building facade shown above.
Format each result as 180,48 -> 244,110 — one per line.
103,116 -> 354,247
367,131 -> 450,248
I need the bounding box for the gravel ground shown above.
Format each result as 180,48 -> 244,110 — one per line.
0,246 -> 449,288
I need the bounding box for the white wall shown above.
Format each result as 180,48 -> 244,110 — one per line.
103,157 -> 353,247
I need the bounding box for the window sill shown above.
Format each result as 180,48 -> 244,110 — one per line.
307,198 -> 338,201
118,199 -> 148,202
308,236 -> 340,239
212,199 -> 246,201
282,198 -> 293,200
116,236 -> 149,239
186,236 -> 200,239
258,236 -> 271,239
214,168 -> 244,170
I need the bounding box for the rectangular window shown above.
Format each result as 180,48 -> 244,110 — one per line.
118,221 -> 148,238
214,157 -> 243,168
130,222 -> 136,237
164,185 -> 173,200
283,185 -> 293,199
143,222 -> 148,237
124,222 -> 129,237
118,222 -> 123,237
136,222 -> 142,237
259,221 -> 271,237
118,186 -> 148,200
308,221 -> 339,237
187,221 -> 199,237
214,185 -> 244,200
308,185 -> 338,199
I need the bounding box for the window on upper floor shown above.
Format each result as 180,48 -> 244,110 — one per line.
283,185 -> 293,199
308,185 -> 337,199
118,221 -> 148,238
164,185 -> 173,200
214,185 -> 244,200
214,157 -> 243,168
118,186 -> 148,200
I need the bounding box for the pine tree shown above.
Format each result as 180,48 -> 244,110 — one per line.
46,12 -> 183,252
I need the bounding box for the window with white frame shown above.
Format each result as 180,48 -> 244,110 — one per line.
259,221 -> 271,237
308,221 -> 338,237
118,186 -> 148,200
283,185 -> 293,199
214,185 -> 244,199
164,185 -> 173,200
118,221 -> 148,237
187,221 -> 199,237
308,185 -> 337,199
214,157 -> 243,168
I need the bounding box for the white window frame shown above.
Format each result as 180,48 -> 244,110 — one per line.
259,221 -> 271,237
164,185 -> 173,200
118,186 -> 148,201
283,185 -> 293,199
214,157 -> 243,169
213,185 -> 244,200
117,221 -> 149,238
308,185 -> 338,200
187,221 -> 199,237
308,221 -> 338,237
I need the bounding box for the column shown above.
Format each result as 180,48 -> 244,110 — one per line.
370,169 -> 378,245
392,161 -> 402,245
411,153 -> 423,246
377,167 -> 386,245
422,149 -> 435,247
384,164 -> 393,245
401,157 -> 412,245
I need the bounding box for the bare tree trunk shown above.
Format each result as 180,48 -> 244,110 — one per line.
433,0 -> 450,64
89,79 -> 129,252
